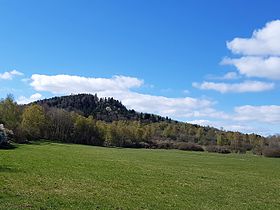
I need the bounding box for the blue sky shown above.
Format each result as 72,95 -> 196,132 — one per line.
0,0 -> 280,135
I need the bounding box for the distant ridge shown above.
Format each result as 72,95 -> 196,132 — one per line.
33,93 -> 173,123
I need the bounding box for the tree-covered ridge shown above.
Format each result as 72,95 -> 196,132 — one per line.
33,94 -> 171,123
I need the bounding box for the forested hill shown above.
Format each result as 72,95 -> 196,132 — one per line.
33,94 -> 172,123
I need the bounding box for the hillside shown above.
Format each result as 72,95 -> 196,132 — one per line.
34,94 -> 171,123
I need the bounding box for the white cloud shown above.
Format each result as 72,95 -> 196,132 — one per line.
183,89 -> 190,94
188,119 -> 256,134
17,93 -> 43,104
207,71 -> 240,80
220,72 -> 240,80
192,80 -> 274,93
30,74 -> 143,94
116,91 -> 217,119
227,20 -> 280,56
222,56 -> 280,80
188,119 -> 212,126
234,105 -> 280,124
0,70 -> 23,80
21,78 -> 31,83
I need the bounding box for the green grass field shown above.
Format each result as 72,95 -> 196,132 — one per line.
0,142 -> 280,209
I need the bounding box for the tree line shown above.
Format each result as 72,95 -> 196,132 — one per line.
0,94 -> 279,157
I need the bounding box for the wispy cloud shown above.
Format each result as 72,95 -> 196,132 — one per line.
188,104 -> 280,136
233,105 -> 280,124
17,93 -> 43,104
0,70 -> 23,80
192,80 -> 274,93
206,72 -> 240,80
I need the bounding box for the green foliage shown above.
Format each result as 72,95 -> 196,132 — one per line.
73,115 -> 104,145
0,95 -> 21,130
163,124 -> 177,140
21,104 -> 46,140
44,108 -> 75,142
217,134 -> 222,146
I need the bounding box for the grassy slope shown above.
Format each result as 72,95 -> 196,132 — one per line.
0,142 -> 280,210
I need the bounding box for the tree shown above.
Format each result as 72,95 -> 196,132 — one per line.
0,95 -> 21,130
163,124 -> 176,140
45,108 -> 74,142
73,115 -> 104,146
231,132 -> 244,153
217,133 -> 223,146
21,104 -> 46,140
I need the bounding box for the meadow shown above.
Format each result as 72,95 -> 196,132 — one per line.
0,142 -> 280,209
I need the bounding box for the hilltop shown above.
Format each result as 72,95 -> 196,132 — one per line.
33,94 -> 171,123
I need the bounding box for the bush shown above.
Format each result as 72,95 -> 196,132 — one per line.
156,141 -> 174,149
176,142 -> 204,152
229,146 -> 247,154
122,141 -> 149,148
263,147 -> 280,158
206,145 -> 231,154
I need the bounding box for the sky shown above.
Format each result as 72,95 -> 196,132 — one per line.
0,0 -> 280,136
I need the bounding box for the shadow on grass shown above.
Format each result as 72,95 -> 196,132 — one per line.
28,139 -> 75,146
21,139 -> 55,146
28,141 -> 52,145
0,143 -> 17,150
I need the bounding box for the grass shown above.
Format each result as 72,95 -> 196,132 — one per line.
0,142 -> 280,209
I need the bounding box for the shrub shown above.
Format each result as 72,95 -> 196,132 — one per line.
230,146 -> 247,154
150,140 -> 175,149
206,145 -> 231,154
176,142 -> 204,152
122,141 -> 149,148
263,147 -> 280,158
138,142 -> 150,148
156,141 -> 174,149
